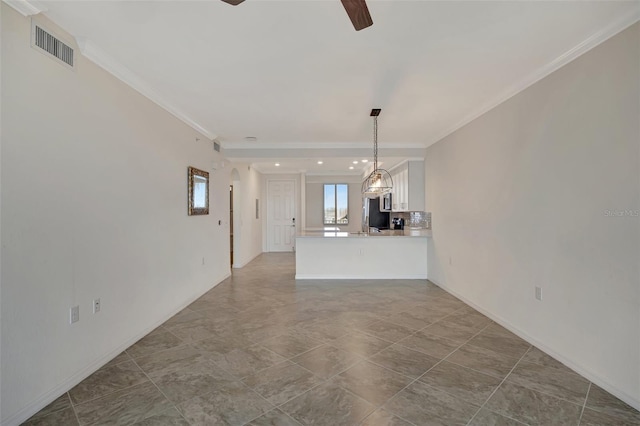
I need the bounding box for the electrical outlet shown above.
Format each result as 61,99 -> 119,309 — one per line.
70,306 -> 79,324
202,257 -> 205,265
535,286 -> 542,301
449,256 -> 452,265
93,298 -> 101,314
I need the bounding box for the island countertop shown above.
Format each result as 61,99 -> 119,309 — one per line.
297,229 -> 431,238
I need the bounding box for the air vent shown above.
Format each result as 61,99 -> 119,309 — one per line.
213,141 -> 221,152
31,22 -> 75,69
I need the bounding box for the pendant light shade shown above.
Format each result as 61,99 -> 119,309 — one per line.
362,168 -> 393,196
362,109 -> 393,197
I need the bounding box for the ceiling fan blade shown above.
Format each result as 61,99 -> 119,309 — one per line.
340,0 -> 373,31
221,0 -> 245,5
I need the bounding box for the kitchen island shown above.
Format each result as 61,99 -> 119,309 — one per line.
295,229 -> 431,279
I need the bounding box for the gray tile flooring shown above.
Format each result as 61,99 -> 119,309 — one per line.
23,253 -> 640,426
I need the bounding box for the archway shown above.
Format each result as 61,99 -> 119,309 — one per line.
230,168 -> 241,268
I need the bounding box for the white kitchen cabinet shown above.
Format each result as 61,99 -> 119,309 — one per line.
390,161 -> 424,212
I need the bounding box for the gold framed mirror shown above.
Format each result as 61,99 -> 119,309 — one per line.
188,166 -> 209,215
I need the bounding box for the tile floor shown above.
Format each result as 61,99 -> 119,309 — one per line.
23,253 -> 640,426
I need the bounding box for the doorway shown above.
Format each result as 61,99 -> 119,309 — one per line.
229,184 -> 234,267
230,168 -> 241,268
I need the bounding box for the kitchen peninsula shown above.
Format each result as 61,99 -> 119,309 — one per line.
295,229 -> 431,279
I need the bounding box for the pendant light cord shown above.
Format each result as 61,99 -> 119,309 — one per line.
373,116 -> 378,172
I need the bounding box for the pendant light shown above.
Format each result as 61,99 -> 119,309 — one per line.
362,108 -> 393,197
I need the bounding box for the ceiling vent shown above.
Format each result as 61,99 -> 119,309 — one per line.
31,21 -> 75,69
213,141 -> 221,152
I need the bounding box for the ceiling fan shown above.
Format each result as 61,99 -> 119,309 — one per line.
220,0 -> 373,31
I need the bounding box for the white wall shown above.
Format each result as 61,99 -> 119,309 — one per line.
1,8 -> 231,424
426,23 -> 639,409
229,163 -> 263,268
0,5 -> 3,424
305,175 -> 363,233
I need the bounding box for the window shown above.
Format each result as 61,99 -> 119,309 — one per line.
324,184 -> 349,224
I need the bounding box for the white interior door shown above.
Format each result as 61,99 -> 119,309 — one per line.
267,180 -> 296,252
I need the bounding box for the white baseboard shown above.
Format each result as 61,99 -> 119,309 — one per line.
295,274 -> 428,280
428,277 -> 640,412
232,251 -> 262,269
3,272 -> 231,426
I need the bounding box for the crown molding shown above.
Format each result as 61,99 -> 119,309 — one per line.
250,166 -> 307,175
304,171 -> 363,177
251,165 -> 364,177
427,7 -> 640,148
2,0 -> 46,16
220,141 -> 428,150
76,38 -> 216,140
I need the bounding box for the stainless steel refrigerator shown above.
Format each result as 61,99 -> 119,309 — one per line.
362,196 -> 390,232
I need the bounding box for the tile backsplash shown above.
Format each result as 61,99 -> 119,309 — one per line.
391,211 -> 431,229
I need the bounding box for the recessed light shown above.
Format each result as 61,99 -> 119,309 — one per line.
275,163 -> 280,167
317,161 -> 323,165
349,166 -> 354,170
244,136 -> 257,142
361,159 -> 368,163
352,160 -> 358,164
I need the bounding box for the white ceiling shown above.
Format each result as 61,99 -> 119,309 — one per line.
19,0 -> 640,172
235,155 -> 408,175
